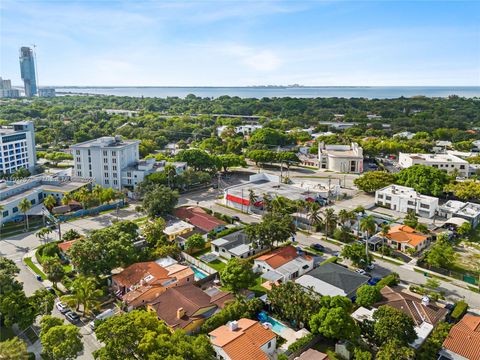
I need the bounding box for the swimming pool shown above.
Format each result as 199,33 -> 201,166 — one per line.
258,311 -> 289,334
190,265 -> 208,280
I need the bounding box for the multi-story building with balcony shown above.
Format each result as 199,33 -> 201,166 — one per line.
0,121 -> 36,174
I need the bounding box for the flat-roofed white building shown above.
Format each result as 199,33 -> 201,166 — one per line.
0,121 -> 36,174
216,125 -> 262,136
398,152 -> 468,177
71,136 -> 139,190
318,142 -> 363,173
375,185 -> 439,218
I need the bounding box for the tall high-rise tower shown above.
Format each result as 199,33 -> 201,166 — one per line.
19,46 -> 37,97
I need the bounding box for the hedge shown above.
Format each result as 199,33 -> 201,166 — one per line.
376,273 -> 400,288
287,333 -> 315,353
451,300 -> 468,321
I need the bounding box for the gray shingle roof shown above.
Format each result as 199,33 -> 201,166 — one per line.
305,262 -> 369,295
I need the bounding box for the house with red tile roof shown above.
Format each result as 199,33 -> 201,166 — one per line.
374,286 -> 448,348
382,224 -> 431,253
253,245 -> 315,283
147,284 -> 233,334
209,318 -> 277,360
174,206 -> 226,233
439,314 -> 480,360
112,261 -> 194,310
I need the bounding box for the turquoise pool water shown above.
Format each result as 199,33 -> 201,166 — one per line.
190,266 -> 208,280
258,312 -> 289,334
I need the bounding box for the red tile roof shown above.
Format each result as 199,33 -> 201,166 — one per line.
112,261 -> 171,288
57,239 -> 79,253
209,318 -> 276,360
375,286 -> 448,326
255,245 -> 307,269
174,206 -> 226,232
386,224 -> 429,247
443,314 -> 480,360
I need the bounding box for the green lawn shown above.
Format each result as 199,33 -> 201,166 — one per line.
24,257 -> 46,280
206,259 -> 226,272
1,217 -> 45,237
249,275 -> 267,296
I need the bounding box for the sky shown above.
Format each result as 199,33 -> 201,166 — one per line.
1,0 -> 479,86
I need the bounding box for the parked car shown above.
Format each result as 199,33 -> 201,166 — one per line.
311,243 -> 325,252
355,269 -> 367,276
65,311 -> 80,324
231,215 -> 240,222
56,302 -> 69,314
45,287 -> 56,295
367,277 -> 382,286
89,308 -> 116,330
333,251 -> 341,257
366,263 -> 375,271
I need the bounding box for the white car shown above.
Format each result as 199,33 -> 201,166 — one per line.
355,269 -> 367,275
56,301 -> 69,313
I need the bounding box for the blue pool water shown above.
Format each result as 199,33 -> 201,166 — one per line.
190,266 -> 208,280
258,311 -> 289,334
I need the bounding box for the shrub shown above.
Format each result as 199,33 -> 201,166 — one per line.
287,333 -> 315,353
319,256 -> 338,265
376,273 -> 399,288
451,300 -> 468,321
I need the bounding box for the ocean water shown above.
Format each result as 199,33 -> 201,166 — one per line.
56,86 -> 480,99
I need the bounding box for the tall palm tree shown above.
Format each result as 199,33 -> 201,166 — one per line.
248,189 -> 257,213
43,194 -> 57,210
18,198 -> 31,231
380,223 -> 391,257
61,192 -> 73,206
338,209 -> 355,228
307,202 -> 322,230
61,276 -> 103,316
322,208 -> 338,238
76,186 -> 91,209
164,164 -> 177,188
360,215 -> 377,257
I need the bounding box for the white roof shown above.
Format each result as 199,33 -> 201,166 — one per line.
211,238 -> 229,246
402,152 -> 468,164
163,220 -> 194,235
295,275 -> 346,297
444,217 -> 470,227
439,200 -> 467,213
411,322 -> 434,349
351,307 -> 375,322
230,244 -> 251,256
377,185 -> 438,202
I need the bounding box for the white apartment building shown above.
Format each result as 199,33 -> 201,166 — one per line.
398,152 -> 468,177
0,121 -> 36,174
318,142 -> 363,173
375,185 -> 439,218
216,124 -> 262,136
71,136 -> 140,190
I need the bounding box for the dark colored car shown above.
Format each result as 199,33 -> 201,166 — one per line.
231,216 -> 240,222
65,311 -> 81,324
311,243 -> 325,252
368,277 -> 382,286
45,286 -> 56,295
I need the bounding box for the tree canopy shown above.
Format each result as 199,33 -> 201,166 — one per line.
354,171 -> 396,193
220,258 -> 256,295
396,165 -> 450,196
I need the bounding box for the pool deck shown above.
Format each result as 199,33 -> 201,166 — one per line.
264,316 -> 311,349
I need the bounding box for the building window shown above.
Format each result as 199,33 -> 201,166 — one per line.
76,150 -> 80,155
104,165 -> 108,170
267,342 -> 271,349
105,179 -> 109,185
104,173 -> 109,178
407,200 -> 415,206
76,165 -> 81,170
103,151 -> 107,156
77,171 -> 82,176
385,196 -> 392,201
420,203 -> 430,209
2,210 -> 8,217
113,180 -> 118,185
113,173 -> 117,178
88,157 -> 91,163
112,151 -> 116,156
112,165 -> 117,171
89,171 -> 92,177
112,158 -> 116,164
88,150 -> 91,156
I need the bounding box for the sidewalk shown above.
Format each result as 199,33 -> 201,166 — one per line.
23,248 -> 68,292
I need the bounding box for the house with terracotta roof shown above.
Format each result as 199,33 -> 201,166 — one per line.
57,239 -> 79,260
439,314 -> 480,360
111,261 -> 194,310
382,224 -> 431,253
147,284 -> 233,334
174,206 -> 226,233
373,286 -> 448,348
295,349 -> 329,360
253,245 -> 315,283
209,318 -> 277,360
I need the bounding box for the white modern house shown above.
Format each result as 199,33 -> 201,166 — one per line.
393,131 -> 415,139
318,142 -> 363,173
217,125 -> 262,136
0,121 -> 36,174
375,185 -> 439,218
398,153 -> 469,177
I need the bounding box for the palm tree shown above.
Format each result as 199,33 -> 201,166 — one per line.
36,227 -> 53,243
164,164 -> 177,188
307,202 -> 322,230
360,215 -> 377,257
61,276 -> 103,316
61,192 -> 73,206
248,189 -> 257,213
338,209 -> 355,228
380,223 -> 391,257
43,194 -> 57,210
322,208 -> 338,238
75,186 -> 91,209
18,198 -> 31,231
262,193 -> 273,213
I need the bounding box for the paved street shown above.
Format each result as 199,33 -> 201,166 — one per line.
0,204 -> 143,359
